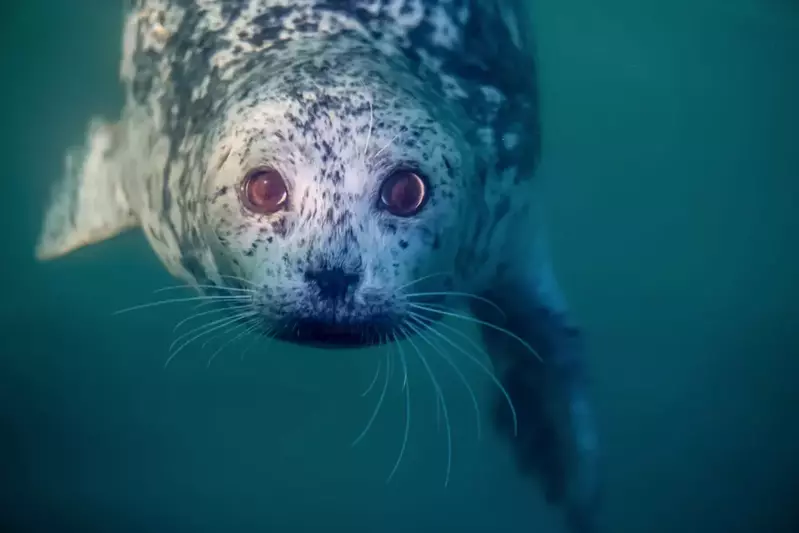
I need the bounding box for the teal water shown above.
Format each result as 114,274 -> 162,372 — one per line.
1,1 -> 797,532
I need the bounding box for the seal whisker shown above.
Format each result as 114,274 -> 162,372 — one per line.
218,274 -> 258,288
191,300 -> 227,311
352,346 -> 391,447
153,284 -> 256,295
165,312 -> 257,368
240,326 -> 274,361
201,314 -> 254,350
361,357 -> 383,397
403,291 -> 506,318
173,302 -> 252,332
206,317 -> 261,368
371,128 -> 405,162
395,271 -> 454,293
368,93 -> 419,163
406,315 -> 482,441
113,295 -> 251,315
400,323 -> 452,487
409,312 -> 518,437
169,312 -> 250,353
435,392 -> 442,433
386,344 -> 395,379
408,303 -> 542,362
239,335 -> 260,362
386,330 -> 411,483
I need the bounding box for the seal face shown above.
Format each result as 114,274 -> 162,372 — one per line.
35,1 -> 599,531
202,47 -> 477,348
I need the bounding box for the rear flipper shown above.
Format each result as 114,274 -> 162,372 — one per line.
35,117 -> 137,261
471,259 -> 600,533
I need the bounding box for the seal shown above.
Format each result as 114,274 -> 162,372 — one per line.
35,1 -> 599,531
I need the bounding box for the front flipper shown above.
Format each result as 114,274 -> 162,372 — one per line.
471,258 -> 600,532
35,118 -> 138,261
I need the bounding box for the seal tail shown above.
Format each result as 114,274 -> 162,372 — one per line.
35,117 -> 138,261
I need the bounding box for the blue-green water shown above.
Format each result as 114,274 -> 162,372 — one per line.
1,1 -> 797,532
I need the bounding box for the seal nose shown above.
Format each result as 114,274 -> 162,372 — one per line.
304,267 -> 360,301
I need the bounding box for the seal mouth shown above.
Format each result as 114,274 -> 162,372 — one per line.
276,317 -> 399,349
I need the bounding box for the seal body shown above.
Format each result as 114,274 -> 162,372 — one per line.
36,1 -> 599,531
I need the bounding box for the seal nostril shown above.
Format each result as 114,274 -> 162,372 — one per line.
304,267 -> 360,301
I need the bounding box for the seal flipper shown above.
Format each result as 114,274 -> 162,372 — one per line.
35,118 -> 138,260
470,253 -> 600,533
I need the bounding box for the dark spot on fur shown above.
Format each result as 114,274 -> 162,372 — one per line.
212,186 -> 229,203
383,221 -> 397,235
271,217 -> 288,238
443,156 -> 453,175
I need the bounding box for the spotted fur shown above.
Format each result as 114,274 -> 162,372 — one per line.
35,2 -> 598,532
60,0 -> 542,327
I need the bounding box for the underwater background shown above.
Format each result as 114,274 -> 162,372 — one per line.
1,0 -> 797,532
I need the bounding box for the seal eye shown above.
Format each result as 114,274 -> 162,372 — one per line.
241,168 -> 288,214
379,170 -> 427,217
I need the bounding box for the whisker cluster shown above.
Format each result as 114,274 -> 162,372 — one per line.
350,277 -> 531,487
114,275 -> 534,488
112,282 -> 276,368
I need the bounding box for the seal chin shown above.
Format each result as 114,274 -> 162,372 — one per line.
275,316 -> 401,350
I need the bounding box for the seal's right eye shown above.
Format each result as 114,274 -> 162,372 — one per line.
240,168 -> 288,214
379,170 -> 428,217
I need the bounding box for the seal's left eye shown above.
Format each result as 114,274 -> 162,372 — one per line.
241,168 -> 288,214
379,170 -> 428,217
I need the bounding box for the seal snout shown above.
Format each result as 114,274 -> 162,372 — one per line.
304,267 -> 361,302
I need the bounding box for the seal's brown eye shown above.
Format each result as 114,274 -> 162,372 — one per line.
379,170 -> 428,217
241,168 -> 288,214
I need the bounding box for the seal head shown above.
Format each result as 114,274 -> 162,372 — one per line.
200,41 -> 478,348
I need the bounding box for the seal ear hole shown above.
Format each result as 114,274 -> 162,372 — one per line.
240,167 -> 289,215
378,170 -> 429,217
